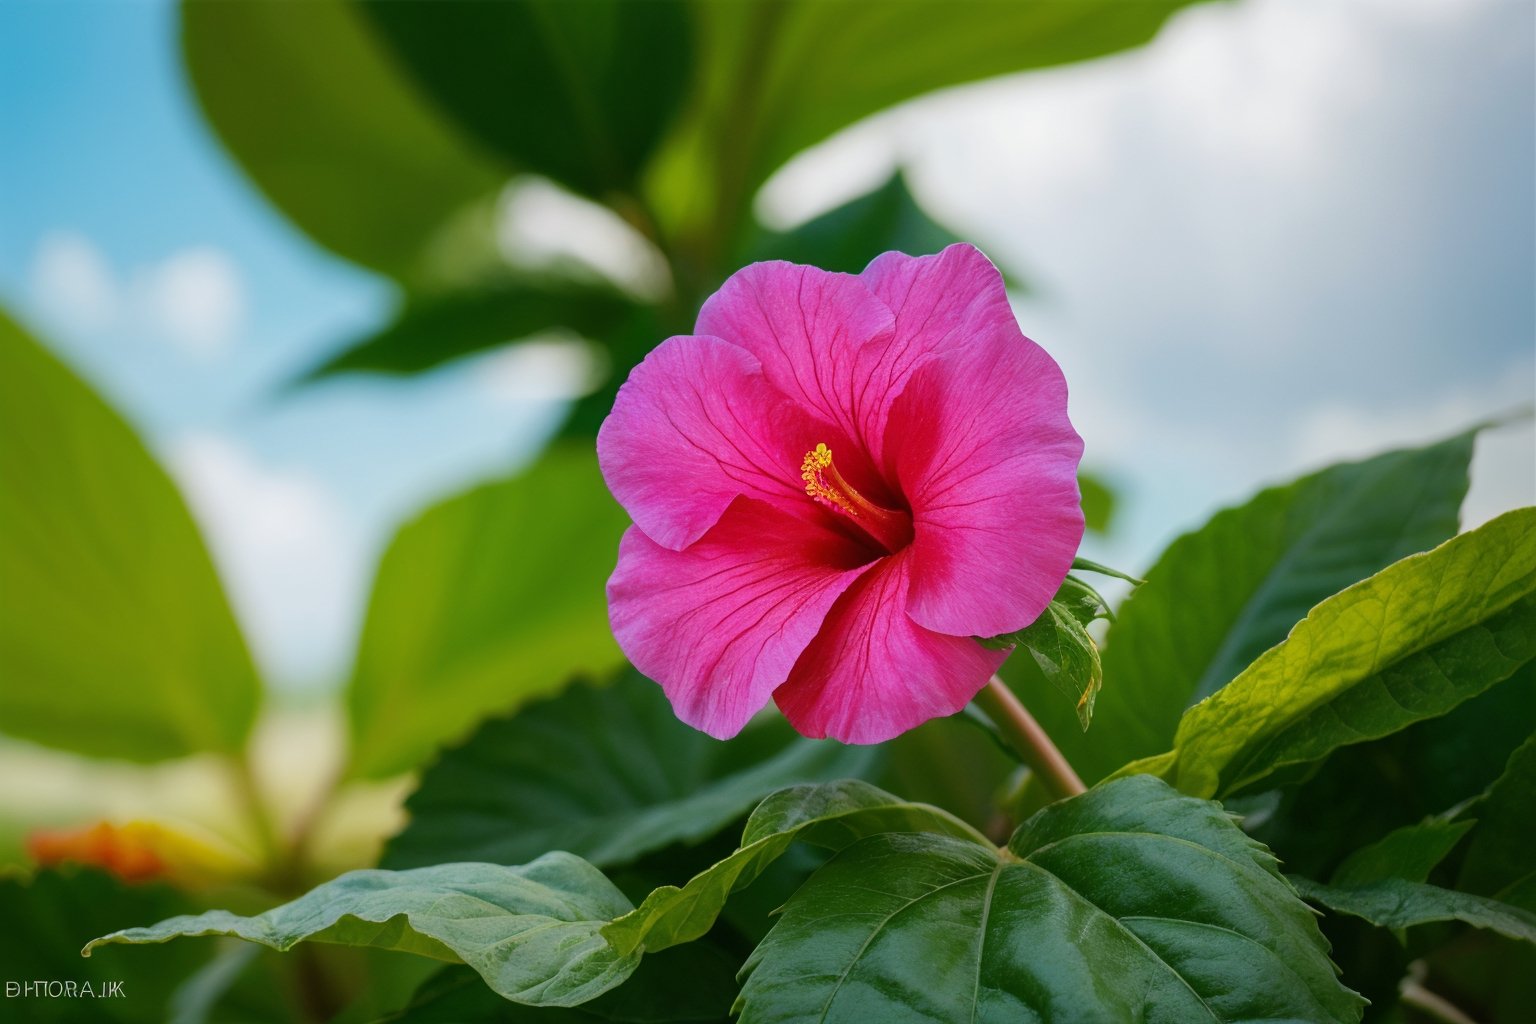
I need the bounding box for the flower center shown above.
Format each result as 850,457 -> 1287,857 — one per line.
800,443 -> 914,553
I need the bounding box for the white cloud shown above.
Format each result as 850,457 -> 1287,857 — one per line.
28,230 -> 118,333
135,246 -> 245,357
167,435 -> 366,690
27,233 -> 246,358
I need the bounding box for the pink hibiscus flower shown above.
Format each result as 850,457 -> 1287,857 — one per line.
597,244 -> 1084,744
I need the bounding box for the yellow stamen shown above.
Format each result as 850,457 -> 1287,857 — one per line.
799,443 -> 913,552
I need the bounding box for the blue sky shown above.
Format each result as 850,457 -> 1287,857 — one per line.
2,0 -> 1532,693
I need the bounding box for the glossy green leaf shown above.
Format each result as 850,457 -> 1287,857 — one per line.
1331,819 -> 1474,886
737,775 -> 1363,1023
359,1 -> 692,200
1017,432 -> 1478,784
345,446 -> 628,779
1458,733 -> 1536,906
985,599 -> 1101,729
383,669 -> 874,870
1124,507 -> 1536,799
1292,876 -> 1536,945
603,780 -> 991,956
302,278 -> 636,381
0,311 -> 259,761
744,171 -> 1000,278
182,0 -> 505,283
86,857 -> 639,1008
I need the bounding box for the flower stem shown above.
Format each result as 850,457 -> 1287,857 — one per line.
974,675 -> 1086,801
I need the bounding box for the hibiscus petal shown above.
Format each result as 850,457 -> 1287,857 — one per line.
856,244 -> 1021,471
890,333 -> 1085,638
774,551 -> 1007,744
608,499 -> 874,740
597,334 -> 825,551
695,260 -> 895,451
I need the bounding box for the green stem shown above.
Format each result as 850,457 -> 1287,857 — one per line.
973,675 -> 1086,801
230,753 -> 281,870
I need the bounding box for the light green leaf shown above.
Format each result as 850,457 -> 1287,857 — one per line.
602,780 -> 990,956
1016,431 -> 1478,784
382,669 -> 875,870
1458,733 -> 1536,907
182,0 -> 506,284
986,599 -> 1101,729
736,775 -> 1364,1024
1292,876 -> 1536,945
1078,470 -> 1118,535
86,857 -> 639,1008
1332,818 -> 1474,887
1125,507 -> 1536,799
0,311 -> 260,761
345,446 -> 628,779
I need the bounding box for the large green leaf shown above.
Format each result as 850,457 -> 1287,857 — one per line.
1124,507 -> 1536,799
737,774 -> 1363,1023
382,670 -> 874,870
182,0 -> 506,283
603,780 -> 990,956
648,0 -> 1209,252
1458,733 -> 1536,907
0,312 -> 259,761
1012,432 -> 1478,785
86,856 -> 639,1008
359,1 -> 692,201
1291,876 -> 1536,945
302,278 -> 636,381
345,446 -> 628,779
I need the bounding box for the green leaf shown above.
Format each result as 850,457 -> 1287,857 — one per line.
736,775 -> 1364,1023
345,445 -> 628,780
1125,507 -> 1536,799
358,1 -> 693,200
985,600 -> 1101,729
744,171 -> 1005,278
1078,470 -> 1118,535
181,0 -> 506,283
1331,818 -> 1474,886
302,278 -> 636,381
0,311 -> 260,761
1017,431 -> 1479,785
602,780 -> 990,956
1458,733 -> 1536,906
1292,876 -> 1536,945
86,856 -> 639,1008
382,669 -> 875,870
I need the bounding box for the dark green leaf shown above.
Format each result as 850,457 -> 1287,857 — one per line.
86,857 -> 639,1008
1016,431 -> 1479,785
360,1 -> 693,199
383,669 -> 874,870
1292,876 -> 1536,945
1121,507 -> 1536,798
985,600 -> 1101,729
744,171 -> 1003,278
345,445 -> 628,780
303,279 -> 636,381
603,780 -> 990,956
737,775 -> 1364,1023
0,310 -> 260,761
182,0 -> 505,283
1332,819 -> 1474,886
1458,733 -> 1536,907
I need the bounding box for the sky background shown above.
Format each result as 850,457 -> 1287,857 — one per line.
2,0 -> 1532,696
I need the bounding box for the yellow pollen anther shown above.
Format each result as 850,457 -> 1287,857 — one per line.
799,443 -> 915,553
801,443 -> 858,517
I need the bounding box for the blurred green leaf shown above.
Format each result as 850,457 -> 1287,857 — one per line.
1078,470 -> 1117,534
1457,734 -> 1536,907
737,776 -> 1363,1024
1292,876 -> 1536,945
382,669 -> 873,870
182,0 -> 506,285
0,869 -> 208,1024
649,0 -> 1209,251
1014,431 -> 1478,785
1123,507 -> 1536,799
986,599 -> 1102,730
345,446 -> 628,779
0,311 -> 259,761
86,857 -> 641,1008
604,780 -> 989,957
302,278 -> 636,381
744,170 -> 1001,278
879,714 -> 1016,835
358,1 -> 693,201
1332,819 -> 1474,887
